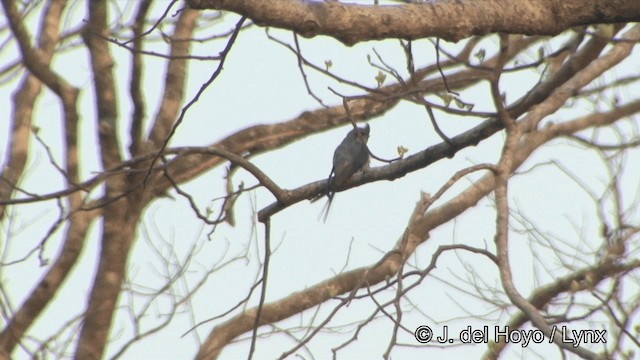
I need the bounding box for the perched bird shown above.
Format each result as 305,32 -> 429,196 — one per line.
316,124 -> 370,221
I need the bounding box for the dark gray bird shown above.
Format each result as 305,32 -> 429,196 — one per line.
316,124 -> 370,221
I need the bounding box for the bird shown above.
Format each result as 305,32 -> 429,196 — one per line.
315,124 -> 370,222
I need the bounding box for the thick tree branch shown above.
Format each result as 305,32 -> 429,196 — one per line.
83,0 -> 122,170
128,0 -> 153,157
147,9 -> 200,149
74,1 -> 151,358
0,0 -> 84,355
187,0 -> 640,45
0,0 -> 75,97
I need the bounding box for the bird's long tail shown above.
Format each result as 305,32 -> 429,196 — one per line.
313,169 -> 335,222
317,193 -> 334,223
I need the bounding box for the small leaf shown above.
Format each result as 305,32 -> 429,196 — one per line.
375,71 -> 386,87
474,49 -> 485,63
440,93 -> 453,107
324,59 -> 333,70
397,145 -> 408,157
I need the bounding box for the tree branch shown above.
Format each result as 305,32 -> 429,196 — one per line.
187,0 -> 640,45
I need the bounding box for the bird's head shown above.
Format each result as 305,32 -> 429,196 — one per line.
355,123 -> 370,143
